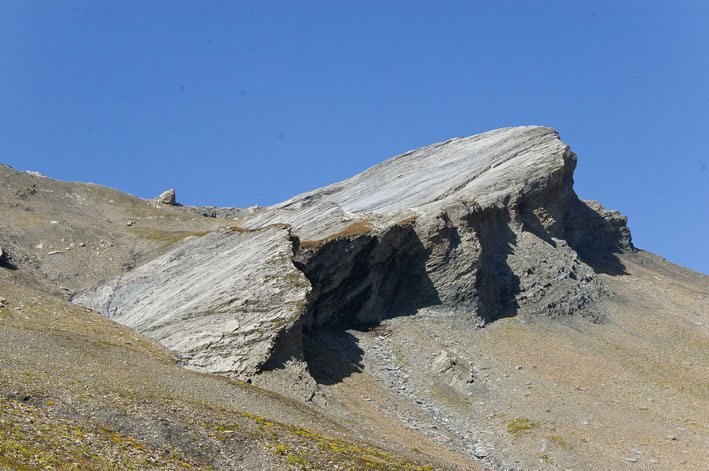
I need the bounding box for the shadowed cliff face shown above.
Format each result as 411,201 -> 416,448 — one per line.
8,130 -> 709,471
73,126 -> 633,380
294,223 -> 441,331
289,142 -> 630,336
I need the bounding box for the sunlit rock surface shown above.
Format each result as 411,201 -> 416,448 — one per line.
75,126 -> 633,377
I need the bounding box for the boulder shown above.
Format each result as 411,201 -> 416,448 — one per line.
154,188 -> 176,205
74,225 -> 309,377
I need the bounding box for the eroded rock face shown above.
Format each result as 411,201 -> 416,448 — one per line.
154,188 -> 177,205
75,126 -> 633,378
74,226 -> 309,376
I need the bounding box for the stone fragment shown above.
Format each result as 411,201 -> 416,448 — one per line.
75,226 -> 309,377
431,351 -> 455,374
154,188 -> 176,205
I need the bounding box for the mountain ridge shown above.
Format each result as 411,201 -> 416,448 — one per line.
1,128 -> 707,470
74,126 -> 633,380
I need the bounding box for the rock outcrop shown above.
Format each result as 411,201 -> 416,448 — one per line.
154,188 -> 177,205
74,225 -> 309,375
75,126 -> 633,378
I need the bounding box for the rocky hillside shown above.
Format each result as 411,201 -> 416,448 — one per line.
75,126 -> 633,380
0,164 -> 231,296
2,126 -> 707,470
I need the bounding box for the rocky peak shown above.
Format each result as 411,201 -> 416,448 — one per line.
277,126 -> 569,213
74,126 -> 633,380
154,188 -> 177,205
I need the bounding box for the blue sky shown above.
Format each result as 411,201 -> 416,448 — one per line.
1,1 -> 707,274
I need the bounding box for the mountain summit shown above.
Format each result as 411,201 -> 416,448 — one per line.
3,127 -> 706,471
75,126 -> 633,379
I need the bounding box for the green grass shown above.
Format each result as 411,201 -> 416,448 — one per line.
0,399 -> 205,471
506,417 -> 541,434
0,268 -> 435,471
229,223 -> 292,233
299,219 -> 373,249
547,434 -> 569,448
128,227 -> 211,246
395,216 -> 419,226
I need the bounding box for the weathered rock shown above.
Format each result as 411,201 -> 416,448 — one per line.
75,126 -> 634,378
154,188 -> 176,205
277,126 -> 569,212
474,446 -> 488,458
74,225 -> 310,377
289,128 -> 626,330
432,350 -> 456,375
183,205 -> 264,220
0,245 -> 5,262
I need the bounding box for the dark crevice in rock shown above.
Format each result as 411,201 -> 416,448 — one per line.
259,317 -> 307,372
286,223 -> 441,385
303,330 -> 365,386
563,198 -> 633,276
471,207 -> 521,323
273,176 -> 635,384
0,245 -> 17,270
0,258 -> 18,271
266,172 -> 632,384
517,184 -> 633,276
515,149 -> 633,276
294,223 -> 441,332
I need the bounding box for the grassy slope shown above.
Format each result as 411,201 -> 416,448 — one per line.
0,165 -> 471,471
376,251 -> 709,470
0,270 -> 444,471
0,165 -> 229,295
3,165 -> 707,470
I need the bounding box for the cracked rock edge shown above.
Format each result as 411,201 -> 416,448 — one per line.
73,126 -> 634,379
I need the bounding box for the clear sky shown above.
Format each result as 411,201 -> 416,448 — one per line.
1,1 -> 707,275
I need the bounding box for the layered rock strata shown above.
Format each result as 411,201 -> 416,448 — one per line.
75,225 -> 309,375
75,126 -> 633,377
